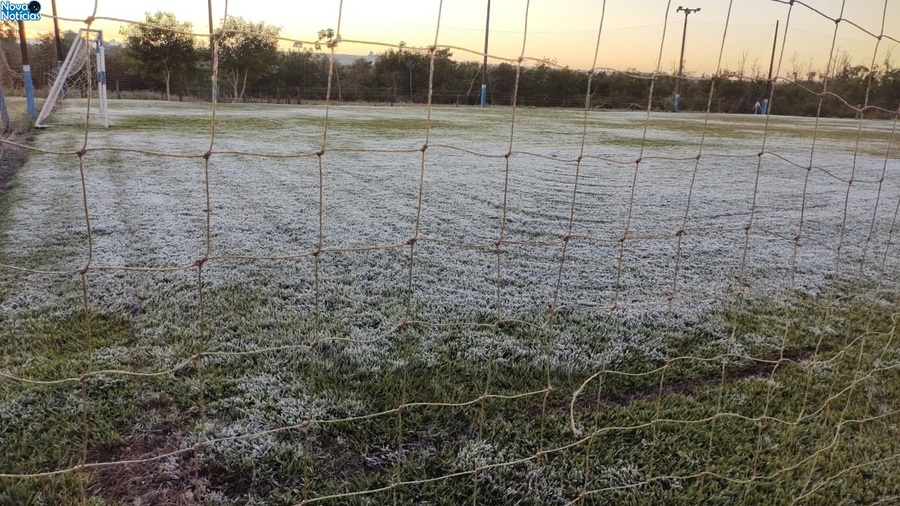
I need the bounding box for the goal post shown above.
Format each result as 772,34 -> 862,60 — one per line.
35,28 -> 109,128
97,33 -> 108,124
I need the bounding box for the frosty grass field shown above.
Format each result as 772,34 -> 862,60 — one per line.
1,99 -> 899,503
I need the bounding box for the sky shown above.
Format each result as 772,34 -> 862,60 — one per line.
23,0 -> 900,76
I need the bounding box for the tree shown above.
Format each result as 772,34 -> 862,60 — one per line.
0,22 -> 15,41
373,49 -> 407,103
0,21 -> 19,87
341,58 -> 376,101
372,47 -> 458,103
314,28 -> 338,50
217,16 -> 280,102
269,48 -> 326,101
489,63 -> 518,105
0,21 -> 14,131
120,11 -> 196,101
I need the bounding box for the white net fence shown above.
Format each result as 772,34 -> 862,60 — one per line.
45,43 -> 92,97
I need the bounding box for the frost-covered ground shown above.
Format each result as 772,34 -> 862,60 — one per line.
1,99 -> 898,501
5,100 -> 898,333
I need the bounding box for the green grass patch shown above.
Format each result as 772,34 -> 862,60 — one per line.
2,281 -> 897,503
113,105 -> 463,138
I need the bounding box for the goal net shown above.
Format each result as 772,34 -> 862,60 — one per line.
34,28 -> 108,128
1,2 -> 898,505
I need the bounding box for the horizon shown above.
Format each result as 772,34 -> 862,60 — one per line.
16,0 -> 900,76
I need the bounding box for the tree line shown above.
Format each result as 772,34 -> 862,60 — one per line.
1,12 -> 898,118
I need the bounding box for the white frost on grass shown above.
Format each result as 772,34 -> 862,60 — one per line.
2,100 -> 898,484
453,438 -> 576,503
204,370 -> 365,466
5,101 -> 898,364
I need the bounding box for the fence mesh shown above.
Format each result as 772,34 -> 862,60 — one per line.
1,0 -> 899,504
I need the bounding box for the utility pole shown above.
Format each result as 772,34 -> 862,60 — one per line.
762,20 -> 779,115
17,20 -> 35,118
480,0 -> 491,108
674,6 -> 700,112
51,0 -> 63,67
208,0 -> 217,101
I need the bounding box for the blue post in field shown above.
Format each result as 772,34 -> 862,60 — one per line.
23,65 -> 34,117
674,93 -> 681,113
17,20 -> 35,118
762,21 -> 779,117
480,0 -> 490,108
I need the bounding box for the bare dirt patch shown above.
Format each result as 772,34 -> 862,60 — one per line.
0,132 -> 27,196
90,419 -> 208,505
578,346 -> 818,412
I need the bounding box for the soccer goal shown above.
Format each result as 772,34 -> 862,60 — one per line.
35,28 -> 109,128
